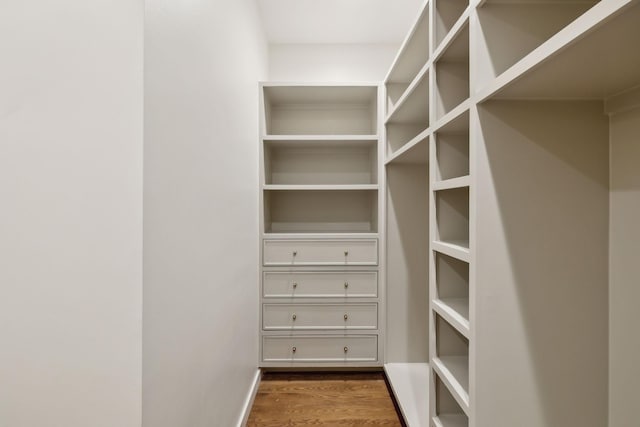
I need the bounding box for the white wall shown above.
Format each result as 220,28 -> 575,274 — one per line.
609,106 -> 640,427
0,1 -> 143,426
143,0 -> 268,426
269,44 -> 398,82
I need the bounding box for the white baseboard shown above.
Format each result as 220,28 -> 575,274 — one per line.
236,368 -> 262,427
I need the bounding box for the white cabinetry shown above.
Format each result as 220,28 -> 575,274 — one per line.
259,83 -> 383,368
384,0 -> 640,426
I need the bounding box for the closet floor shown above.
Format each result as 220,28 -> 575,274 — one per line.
247,372 -> 405,426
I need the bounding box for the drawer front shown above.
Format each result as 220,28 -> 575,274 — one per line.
262,335 -> 378,362
263,271 -> 378,298
263,303 -> 377,330
263,239 -> 378,266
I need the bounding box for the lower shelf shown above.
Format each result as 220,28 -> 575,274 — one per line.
384,363 -> 430,427
432,414 -> 468,427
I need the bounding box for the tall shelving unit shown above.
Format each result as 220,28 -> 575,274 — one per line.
258,83 -> 385,368
384,0 -> 640,426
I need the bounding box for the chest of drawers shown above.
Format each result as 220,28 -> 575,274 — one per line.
259,238 -> 382,367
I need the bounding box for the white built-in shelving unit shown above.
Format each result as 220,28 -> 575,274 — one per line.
383,0 -> 640,426
258,83 -> 385,368
255,1 -> 640,423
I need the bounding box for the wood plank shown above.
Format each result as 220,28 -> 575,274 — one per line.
247,372 -> 405,426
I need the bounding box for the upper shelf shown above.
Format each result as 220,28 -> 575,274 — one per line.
262,84 -> 378,136
385,0 -> 430,85
477,0 -> 640,101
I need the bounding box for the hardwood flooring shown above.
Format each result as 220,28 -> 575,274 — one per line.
247,372 -> 405,426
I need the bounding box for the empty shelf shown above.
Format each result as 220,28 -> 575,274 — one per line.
432,414 -> 468,427
432,356 -> 470,414
384,363 -> 430,427
433,298 -> 470,338
433,176 -> 470,191
433,241 -> 470,263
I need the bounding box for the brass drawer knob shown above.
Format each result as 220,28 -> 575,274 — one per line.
292,347 -> 296,353
344,346 -> 348,353
292,251 -> 297,256
344,282 -> 349,289
292,282 -> 298,289
344,314 -> 348,320
292,314 -> 297,320
344,251 -> 349,256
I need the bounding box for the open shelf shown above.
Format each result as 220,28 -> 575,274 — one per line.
435,187 -> 469,250
264,189 -> 378,234
264,139 -> 378,185
433,414 -> 468,427
385,1 -> 430,111
475,0 -> 601,91
435,24 -> 470,120
434,313 -> 469,411
434,252 -> 469,336
384,363 -> 430,427
262,85 -> 378,135
478,0 -> 640,101
435,0 -> 469,50
432,241 -> 469,263
386,130 -> 429,165
386,71 -> 430,156
434,109 -> 469,181
433,370 -> 469,422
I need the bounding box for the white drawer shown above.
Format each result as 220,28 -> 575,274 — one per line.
262,335 -> 378,362
263,271 -> 378,298
263,239 -> 378,266
263,303 -> 378,330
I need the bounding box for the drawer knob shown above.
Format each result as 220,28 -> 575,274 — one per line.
344,282 -> 349,289
344,346 -> 348,353
292,346 -> 296,353
344,314 -> 348,320
292,282 -> 298,289
292,251 -> 297,256
344,251 -> 349,256
292,314 -> 297,320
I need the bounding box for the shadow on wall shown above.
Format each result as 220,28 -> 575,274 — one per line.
477,100 -> 609,427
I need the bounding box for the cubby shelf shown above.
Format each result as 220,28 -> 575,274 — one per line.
435,23 -> 470,120
433,6 -> 470,61
433,241 -> 470,263
435,0 -> 470,51
385,64 -> 430,124
433,176 -> 470,191
432,414 -> 468,427
262,84 -> 378,136
432,357 -> 470,414
385,0 -> 430,111
384,363 -> 430,427
433,298 -> 470,338
476,0 -> 638,101
385,129 -> 429,165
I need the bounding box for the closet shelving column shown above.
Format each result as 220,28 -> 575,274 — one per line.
258,83 -> 384,368
430,0 -> 471,426
382,1 -> 431,426
467,1 -> 640,426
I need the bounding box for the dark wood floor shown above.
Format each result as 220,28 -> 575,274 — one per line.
247,372 -> 405,426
